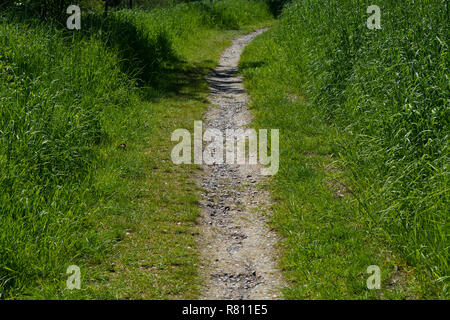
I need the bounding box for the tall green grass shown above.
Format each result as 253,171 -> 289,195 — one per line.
0,0 -> 272,298
0,21 -> 131,297
242,0 -> 448,297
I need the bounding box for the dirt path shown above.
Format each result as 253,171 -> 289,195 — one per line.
197,29 -> 284,300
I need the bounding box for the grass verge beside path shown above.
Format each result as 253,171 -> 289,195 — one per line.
0,0 -> 274,299
240,0 -> 447,299
241,32 -> 422,299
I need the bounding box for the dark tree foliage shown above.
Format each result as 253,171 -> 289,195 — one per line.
104,0 -> 132,16
0,1 -> 73,18
0,0 -> 134,18
265,0 -> 290,16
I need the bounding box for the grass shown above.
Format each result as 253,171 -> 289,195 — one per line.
0,0 -> 274,299
240,0 -> 448,299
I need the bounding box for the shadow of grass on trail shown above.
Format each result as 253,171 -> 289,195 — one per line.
5,11 -> 214,103
77,14 -> 178,85
76,14 -> 213,102
141,60 -> 214,103
240,60 -> 266,70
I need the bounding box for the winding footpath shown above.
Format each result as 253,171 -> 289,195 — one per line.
197,29 -> 284,300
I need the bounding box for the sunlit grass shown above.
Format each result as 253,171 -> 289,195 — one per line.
0,0 -> 273,299
241,0 -> 448,298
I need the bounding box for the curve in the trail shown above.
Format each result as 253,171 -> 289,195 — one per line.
197,29 -> 284,300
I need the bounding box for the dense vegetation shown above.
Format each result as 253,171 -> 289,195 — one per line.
241,0 -> 448,298
1,0 -> 447,300
0,0 -> 273,298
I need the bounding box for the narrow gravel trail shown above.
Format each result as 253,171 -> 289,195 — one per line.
197,29 -> 284,300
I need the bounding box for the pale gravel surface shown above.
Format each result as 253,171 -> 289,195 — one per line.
197,29 -> 285,300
